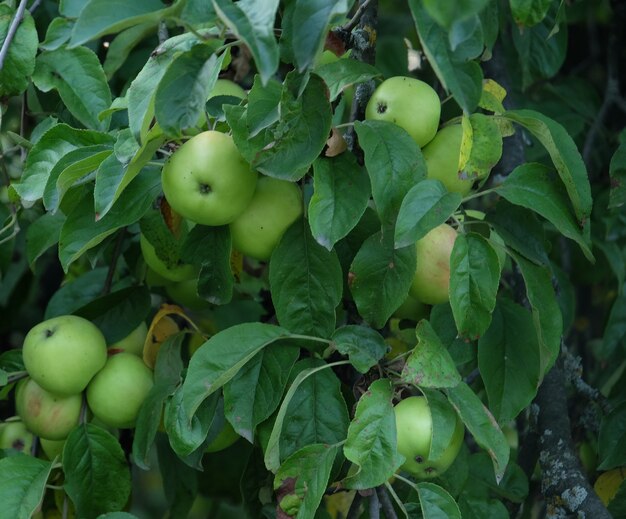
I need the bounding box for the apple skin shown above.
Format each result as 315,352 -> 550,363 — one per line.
109,321 -> 148,357
165,278 -> 210,310
394,396 -> 464,479
365,76 -> 441,148
86,352 -> 154,429
208,79 -> 246,100
161,131 -> 258,226
205,420 -> 239,453
22,315 -> 108,396
423,125 -> 473,195
140,234 -> 197,283
393,294 -> 430,321
40,438 -> 65,461
410,224 -> 458,305
0,419 -> 34,453
229,176 -> 303,261
15,378 -> 82,440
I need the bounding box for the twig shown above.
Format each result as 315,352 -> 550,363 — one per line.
102,227 -> 126,295
157,21 -> 169,44
341,0 -> 375,33
369,489 -> 380,519
346,492 -> 364,519
562,349 -> 612,415
535,360 -> 612,518
28,0 -> 42,13
376,486 -> 398,519
0,0 -> 29,71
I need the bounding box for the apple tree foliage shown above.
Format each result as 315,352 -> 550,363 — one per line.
0,0 -> 625,518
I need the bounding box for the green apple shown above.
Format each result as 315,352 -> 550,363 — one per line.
86,352 -> 154,429
208,79 -> 246,100
393,294 -> 430,321
22,315 -> 107,395
205,420 -> 239,453
140,234 -> 197,283
161,131 -> 258,226
410,224 -> 458,305
15,378 -> 82,440
0,419 -> 34,453
422,124 -> 473,195
109,321 -> 148,357
165,278 -> 210,310
40,438 -> 65,460
365,76 -> 441,147
394,396 -> 464,479
229,176 -> 303,261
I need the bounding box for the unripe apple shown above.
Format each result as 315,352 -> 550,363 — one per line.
86,353 -> 154,429
394,396 -> 464,479
15,378 -> 82,440
161,131 -> 258,226
365,76 -> 441,147
109,321 -> 148,357
229,176 -> 303,261
393,294 -> 430,321
410,224 -> 458,305
22,315 -> 108,396
165,278 -> 210,310
208,79 -> 246,100
0,419 -> 34,453
140,234 -> 197,283
40,438 -> 65,460
423,124 -> 474,195
205,420 -> 239,453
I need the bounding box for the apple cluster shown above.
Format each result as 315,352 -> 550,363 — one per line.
2,315 -> 154,458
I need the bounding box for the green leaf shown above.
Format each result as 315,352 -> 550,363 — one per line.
598,402 -> 626,470
421,388 -> 464,462
40,17 -> 74,50
265,358 -> 349,472
26,212 -> 66,268
155,436 -> 198,518
512,252 -> 563,374
395,179 -> 462,248
486,201 -> 549,266
343,379 -> 403,489
0,5 -> 37,97
449,233 -> 500,340
269,219 -> 343,338
63,424 -> 131,517
504,109 -> 592,227
331,325 -> 387,374
132,335 -> 185,470
494,163 -> 593,261
423,0 -> 490,29
448,15 -> 484,61
349,231 -> 417,329
103,23 -> 156,79
274,443 -> 339,518
315,59 -> 380,101
213,0 -> 279,84
181,323 -> 290,418
355,120 -> 426,225
246,76 -> 282,135
401,320 -> 461,388
446,382 -> 509,481
0,455 -> 52,519
97,513 -> 140,519
14,124 -> 114,203
43,146 -> 113,212
609,140 -> 626,209
59,0 -> 85,17
227,74 -> 333,180
224,343 -> 299,442
510,0 -> 552,27
155,44 -> 225,137
58,168 -> 160,271
417,482 -> 461,519
410,0 -> 483,113
127,32 -> 203,142
94,126 -> 165,219
464,114 -> 503,180
289,0 -> 350,71
309,154 -> 371,251
69,0 -> 174,46
45,268 -> 108,318
182,225 -> 233,305
478,299 -> 541,424
33,47 -> 112,131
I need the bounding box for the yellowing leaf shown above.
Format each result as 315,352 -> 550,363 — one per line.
594,467 -> 626,506
458,115 -> 473,172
